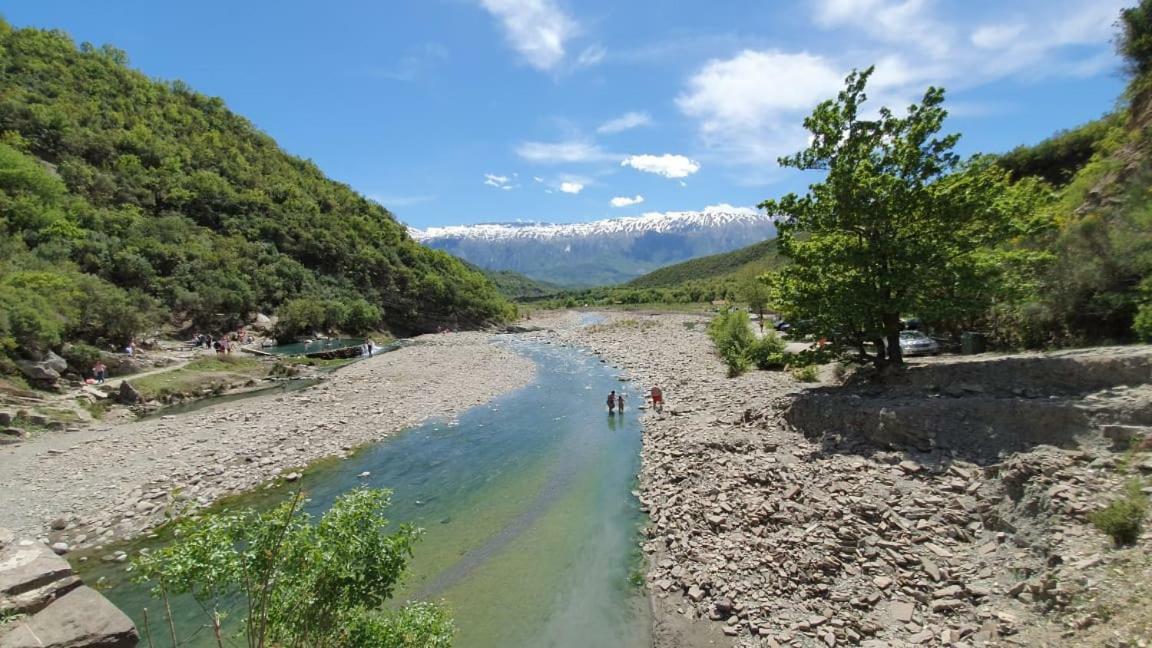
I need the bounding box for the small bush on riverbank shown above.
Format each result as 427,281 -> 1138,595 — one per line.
133,488 -> 454,647
1091,480 -> 1148,546
708,310 -> 756,376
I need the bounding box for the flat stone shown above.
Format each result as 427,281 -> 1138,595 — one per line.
889,600 -> 915,623
0,586 -> 138,648
0,542 -> 74,599
873,576 -> 893,589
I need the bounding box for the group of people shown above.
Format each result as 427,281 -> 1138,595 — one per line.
606,385 -> 664,415
193,329 -> 254,355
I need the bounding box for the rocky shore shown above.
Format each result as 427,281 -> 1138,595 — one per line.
530,311 -> 1152,648
0,333 -> 534,550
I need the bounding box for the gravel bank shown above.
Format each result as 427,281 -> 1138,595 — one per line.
529,310 -> 1152,648
0,333 -> 534,546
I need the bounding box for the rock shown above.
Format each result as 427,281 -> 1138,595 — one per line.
49,518 -> 67,531
889,600 -> 915,623
49,543 -> 69,556
898,460 -> 922,474
872,576 -> 893,589
0,540 -> 79,616
0,429 -> 25,444
687,585 -> 705,602
0,586 -> 138,648
0,412 -> 10,426
118,381 -> 142,405
16,351 -> 68,384
284,472 -> 301,482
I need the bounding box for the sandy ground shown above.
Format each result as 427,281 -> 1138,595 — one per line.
0,333 -> 534,546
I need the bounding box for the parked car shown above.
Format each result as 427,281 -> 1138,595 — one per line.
899,330 -> 940,356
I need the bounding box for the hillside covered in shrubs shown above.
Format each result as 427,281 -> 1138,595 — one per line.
0,18 -> 513,371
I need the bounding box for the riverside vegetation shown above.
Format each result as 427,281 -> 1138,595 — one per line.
0,17 -> 513,378
540,4 -> 1152,359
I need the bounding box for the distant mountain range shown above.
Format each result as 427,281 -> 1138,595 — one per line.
410,206 -> 777,286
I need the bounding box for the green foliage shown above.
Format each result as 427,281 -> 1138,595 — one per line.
132,488 -> 454,647
747,332 -> 787,370
708,310 -> 756,376
997,117 -> 1121,186
761,67 -> 1040,365
1120,0 -> 1152,77
626,239 -> 782,292
481,269 -> 563,300
791,365 -> 820,382
1134,301 -> 1152,342
0,23 -> 512,369
1090,480 -> 1148,546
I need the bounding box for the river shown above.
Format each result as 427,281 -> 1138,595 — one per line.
84,336 -> 652,647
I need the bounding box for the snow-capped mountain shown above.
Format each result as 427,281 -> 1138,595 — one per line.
410,205 -> 776,287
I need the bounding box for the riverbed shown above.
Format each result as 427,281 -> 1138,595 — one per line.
86,339 -> 652,647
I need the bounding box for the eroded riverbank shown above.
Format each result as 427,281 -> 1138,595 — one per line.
529,310 -> 1152,648
0,332 -> 534,546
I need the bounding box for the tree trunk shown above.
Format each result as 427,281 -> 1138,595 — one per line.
883,312 -> 903,366
872,337 -> 887,367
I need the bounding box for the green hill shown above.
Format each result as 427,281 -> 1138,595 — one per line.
626,239 -> 781,289
0,19 -> 513,364
481,269 -> 563,300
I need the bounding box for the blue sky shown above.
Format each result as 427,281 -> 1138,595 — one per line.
3,0 -> 1130,227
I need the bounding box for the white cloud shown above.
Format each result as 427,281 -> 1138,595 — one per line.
559,181 -> 584,194
597,111 -> 652,134
610,194 -> 644,207
478,0 -> 578,72
484,173 -> 512,188
621,154 -> 701,178
675,0 -> 1124,176
516,140 -> 615,163
533,176 -> 544,182
576,44 -> 607,68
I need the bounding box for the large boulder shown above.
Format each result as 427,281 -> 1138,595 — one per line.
0,586 -> 138,648
117,381 -> 141,405
16,352 -> 68,384
0,539 -> 78,615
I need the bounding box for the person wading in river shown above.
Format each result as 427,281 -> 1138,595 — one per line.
616,393 -> 624,412
607,390 -> 617,414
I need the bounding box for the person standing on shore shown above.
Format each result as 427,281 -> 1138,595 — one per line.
607,390 -> 617,414
366,338 -> 375,357
650,386 -> 663,412
92,361 -> 107,384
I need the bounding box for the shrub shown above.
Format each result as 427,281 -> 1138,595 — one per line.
1134,302 -> 1152,342
708,310 -> 756,376
133,488 -> 453,647
748,334 -> 787,370
792,365 -> 820,382
1090,480 -> 1148,546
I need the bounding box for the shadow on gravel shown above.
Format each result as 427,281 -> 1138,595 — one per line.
783,348 -> 1152,466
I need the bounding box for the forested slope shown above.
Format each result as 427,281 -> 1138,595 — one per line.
626,239 -> 781,289
0,18 -> 513,365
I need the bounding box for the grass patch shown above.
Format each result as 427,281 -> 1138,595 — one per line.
133,355 -> 268,400
77,398 -> 109,420
1091,479 -> 1148,546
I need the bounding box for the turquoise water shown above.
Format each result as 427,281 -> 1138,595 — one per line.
261,337 -> 365,356
87,338 -> 650,647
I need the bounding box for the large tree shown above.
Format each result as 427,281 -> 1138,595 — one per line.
760,67 -> 1032,366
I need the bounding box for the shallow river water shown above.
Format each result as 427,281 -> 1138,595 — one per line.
86,337 -> 651,647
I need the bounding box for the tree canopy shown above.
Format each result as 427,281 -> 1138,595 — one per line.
760,67 -> 1042,365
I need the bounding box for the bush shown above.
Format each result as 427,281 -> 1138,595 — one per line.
1090,481 -> 1148,546
1134,302 -> 1152,342
791,365 -> 820,382
748,333 -> 787,370
133,488 -> 453,647
708,310 -> 756,376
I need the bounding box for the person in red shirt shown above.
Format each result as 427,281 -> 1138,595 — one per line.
650,386 -> 663,412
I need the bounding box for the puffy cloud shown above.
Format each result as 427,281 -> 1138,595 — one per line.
610,194 -> 644,207
559,181 -> 584,194
597,111 -> 652,134
621,153 -> 701,178
576,44 -> 607,67
516,140 -> 615,164
477,0 -> 578,71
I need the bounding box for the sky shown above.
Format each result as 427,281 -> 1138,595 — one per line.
2,0 -> 1131,228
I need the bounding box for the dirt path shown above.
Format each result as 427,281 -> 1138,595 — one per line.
529,311 -> 1152,648
0,333 -> 534,548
